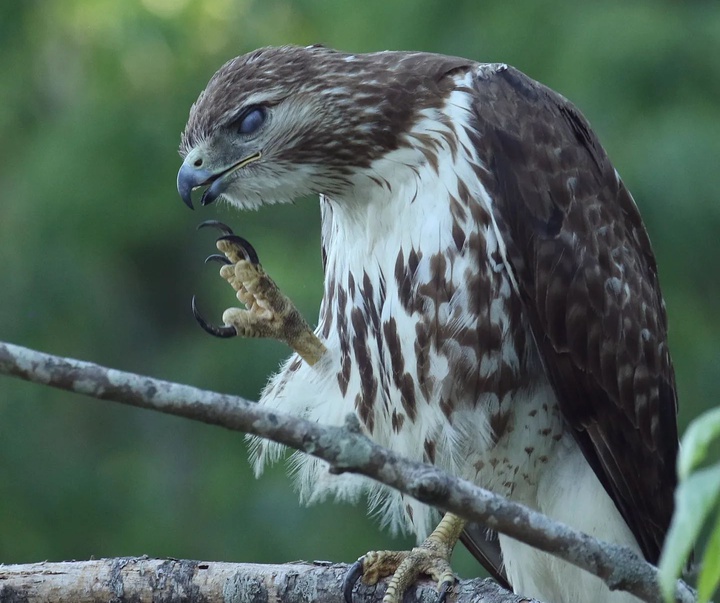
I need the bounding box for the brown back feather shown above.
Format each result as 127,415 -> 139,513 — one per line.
467,65 -> 678,563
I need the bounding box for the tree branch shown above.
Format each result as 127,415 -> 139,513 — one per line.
0,341 -> 695,603
0,558 -> 527,603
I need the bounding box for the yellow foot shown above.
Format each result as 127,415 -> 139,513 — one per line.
191,220 -> 326,365
343,513 -> 465,603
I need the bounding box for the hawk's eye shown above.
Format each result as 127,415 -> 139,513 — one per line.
237,107 -> 266,135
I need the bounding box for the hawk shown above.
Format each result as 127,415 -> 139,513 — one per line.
177,45 -> 678,603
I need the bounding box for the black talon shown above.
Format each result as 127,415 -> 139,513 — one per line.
197,219 -> 235,235
216,234 -> 260,265
196,221 -> 260,264
342,559 -> 364,603
191,296 -> 237,338
437,580 -> 452,603
204,253 -> 232,265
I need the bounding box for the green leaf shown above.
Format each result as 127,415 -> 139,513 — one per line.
659,462 -> 720,602
679,407 -> 720,479
698,505 -> 720,603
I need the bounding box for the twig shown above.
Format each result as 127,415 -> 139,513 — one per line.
0,341 -> 695,603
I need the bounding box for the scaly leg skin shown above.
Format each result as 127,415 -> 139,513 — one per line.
344,513 -> 466,603
193,221 -> 327,366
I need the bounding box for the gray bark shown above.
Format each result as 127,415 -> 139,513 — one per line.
0,558 -> 530,603
0,341 -> 696,603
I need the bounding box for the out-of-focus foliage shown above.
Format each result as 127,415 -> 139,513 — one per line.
660,407 -> 720,602
0,0 -> 718,581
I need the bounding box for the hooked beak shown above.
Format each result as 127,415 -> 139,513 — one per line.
176,151 -> 262,209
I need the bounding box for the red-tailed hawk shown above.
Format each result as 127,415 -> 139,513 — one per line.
177,45 -> 678,603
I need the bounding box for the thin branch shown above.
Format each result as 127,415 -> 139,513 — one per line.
0,341 -> 695,603
0,558 -> 527,603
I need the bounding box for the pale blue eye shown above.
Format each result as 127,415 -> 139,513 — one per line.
238,107 -> 266,135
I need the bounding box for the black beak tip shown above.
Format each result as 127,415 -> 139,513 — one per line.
182,194 -> 195,210
177,169 -> 195,210
177,163 -> 223,209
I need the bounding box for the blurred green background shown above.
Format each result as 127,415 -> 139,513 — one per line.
1,0 -> 718,581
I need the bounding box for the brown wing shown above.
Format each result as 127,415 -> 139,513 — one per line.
466,65 -> 678,563
460,524 -> 510,589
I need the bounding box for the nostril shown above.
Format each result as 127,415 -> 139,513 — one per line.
193,158 -> 203,167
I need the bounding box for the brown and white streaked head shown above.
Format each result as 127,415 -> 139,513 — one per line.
177,44 -> 472,210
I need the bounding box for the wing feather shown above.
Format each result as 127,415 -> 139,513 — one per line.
466,65 -> 678,563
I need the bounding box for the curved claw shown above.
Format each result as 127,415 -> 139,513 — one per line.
197,219 -> 235,235
438,580 -> 452,603
216,234 -> 260,265
204,253 -> 232,265
342,559 -> 364,603
191,296 -> 237,338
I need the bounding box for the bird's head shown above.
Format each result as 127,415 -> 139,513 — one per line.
177,45 -> 468,210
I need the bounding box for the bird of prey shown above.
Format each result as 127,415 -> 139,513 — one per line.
177,45 -> 679,603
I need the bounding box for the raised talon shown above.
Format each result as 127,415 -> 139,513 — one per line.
191,295 -> 237,338
197,219 -> 235,235
216,234 -> 260,265
204,253 -> 232,265
342,559 -> 364,603
193,222 -> 327,364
